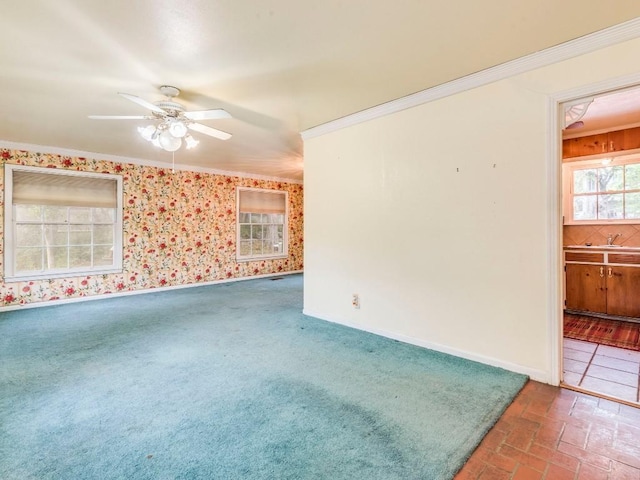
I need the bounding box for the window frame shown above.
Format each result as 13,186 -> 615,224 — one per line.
563,155 -> 640,225
3,164 -> 123,282
236,187 -> 288,262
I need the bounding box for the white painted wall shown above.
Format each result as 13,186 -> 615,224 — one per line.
303,37 -> 640,383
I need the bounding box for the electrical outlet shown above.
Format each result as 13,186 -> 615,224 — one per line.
352,293 -> 360,309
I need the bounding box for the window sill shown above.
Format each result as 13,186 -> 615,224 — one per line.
4,267 -> 123,283
236,254 -> 288,263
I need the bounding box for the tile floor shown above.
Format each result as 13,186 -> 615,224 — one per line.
454,381 -> 640,479
563,338 -> 640,404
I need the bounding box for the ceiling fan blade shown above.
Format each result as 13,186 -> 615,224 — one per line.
88,115 -> 149,120
188,122 -> 232,140
118,92 -> 165,114
184,109 -> 232,121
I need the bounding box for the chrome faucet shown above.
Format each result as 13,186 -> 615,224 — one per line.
607,233 -> 621,245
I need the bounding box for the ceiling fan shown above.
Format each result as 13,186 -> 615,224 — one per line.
89,86 -> 232,151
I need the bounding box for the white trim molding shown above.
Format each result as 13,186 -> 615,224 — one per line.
302,17 -> 640,140
546,96 -> 563,387
547,71 -> 640,388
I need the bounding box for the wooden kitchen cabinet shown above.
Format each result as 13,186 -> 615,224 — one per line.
606,266 -> 640,317
607,128 -> 640,153
565,263 -> 607,313
563,126 -> 640,159
563,133 -> 608,158
565,259 -> 640,317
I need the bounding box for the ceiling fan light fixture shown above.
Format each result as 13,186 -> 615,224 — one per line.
185,134 -> 199,149
168,120 -> 188,138
90,86 -> 232,152
138,124 -> 157,141
159,129 -> 182,152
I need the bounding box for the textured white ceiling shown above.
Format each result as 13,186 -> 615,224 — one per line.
2,1 -> 640,181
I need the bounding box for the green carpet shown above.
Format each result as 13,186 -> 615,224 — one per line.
0,274 -> 526,479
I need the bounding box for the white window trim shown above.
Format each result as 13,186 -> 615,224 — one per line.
3,164 -> 123,282
562,154 -> 640,225
236,187 -> 288,262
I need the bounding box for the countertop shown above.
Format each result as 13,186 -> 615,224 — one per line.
564,245 -> 640,252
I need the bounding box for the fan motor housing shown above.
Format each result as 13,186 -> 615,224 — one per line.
155,101 -> 184,115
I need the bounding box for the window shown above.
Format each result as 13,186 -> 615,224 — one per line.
565,159 -> 640,224
237,188 -> 287,260
4,165 -> 123,281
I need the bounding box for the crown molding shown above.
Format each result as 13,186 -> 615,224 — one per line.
0,140 -> 303,185
301,17 -> 640,140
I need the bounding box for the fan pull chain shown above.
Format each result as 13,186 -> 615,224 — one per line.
172,151 -> 175,174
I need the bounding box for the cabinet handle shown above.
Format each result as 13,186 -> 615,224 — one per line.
610,140 -> 614,151
608,267 -> 612,278
600,266 -> 604,277
602,143 -> 606,153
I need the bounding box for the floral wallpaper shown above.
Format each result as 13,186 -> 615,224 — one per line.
0,148 -> 303,306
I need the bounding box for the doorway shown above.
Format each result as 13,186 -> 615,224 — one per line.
559,86 -> 640,405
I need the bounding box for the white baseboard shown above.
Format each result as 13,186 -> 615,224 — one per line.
0,271 -> 303,312
302,309 -> 550,384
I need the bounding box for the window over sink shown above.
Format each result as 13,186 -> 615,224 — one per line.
563,156 -> 640,224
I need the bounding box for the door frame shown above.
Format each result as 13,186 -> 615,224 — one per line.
547,73 -> 640,386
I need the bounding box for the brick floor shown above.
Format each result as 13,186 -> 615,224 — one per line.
454,381 -> 640,479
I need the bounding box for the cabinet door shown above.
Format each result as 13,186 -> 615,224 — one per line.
565,264 -> 606,313
608,127 -> 640,153
562,134 -> 609,158
606,266 -> 640,317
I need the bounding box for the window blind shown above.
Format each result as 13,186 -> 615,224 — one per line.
12,170 -> 117,208
238,190 -> 286,214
